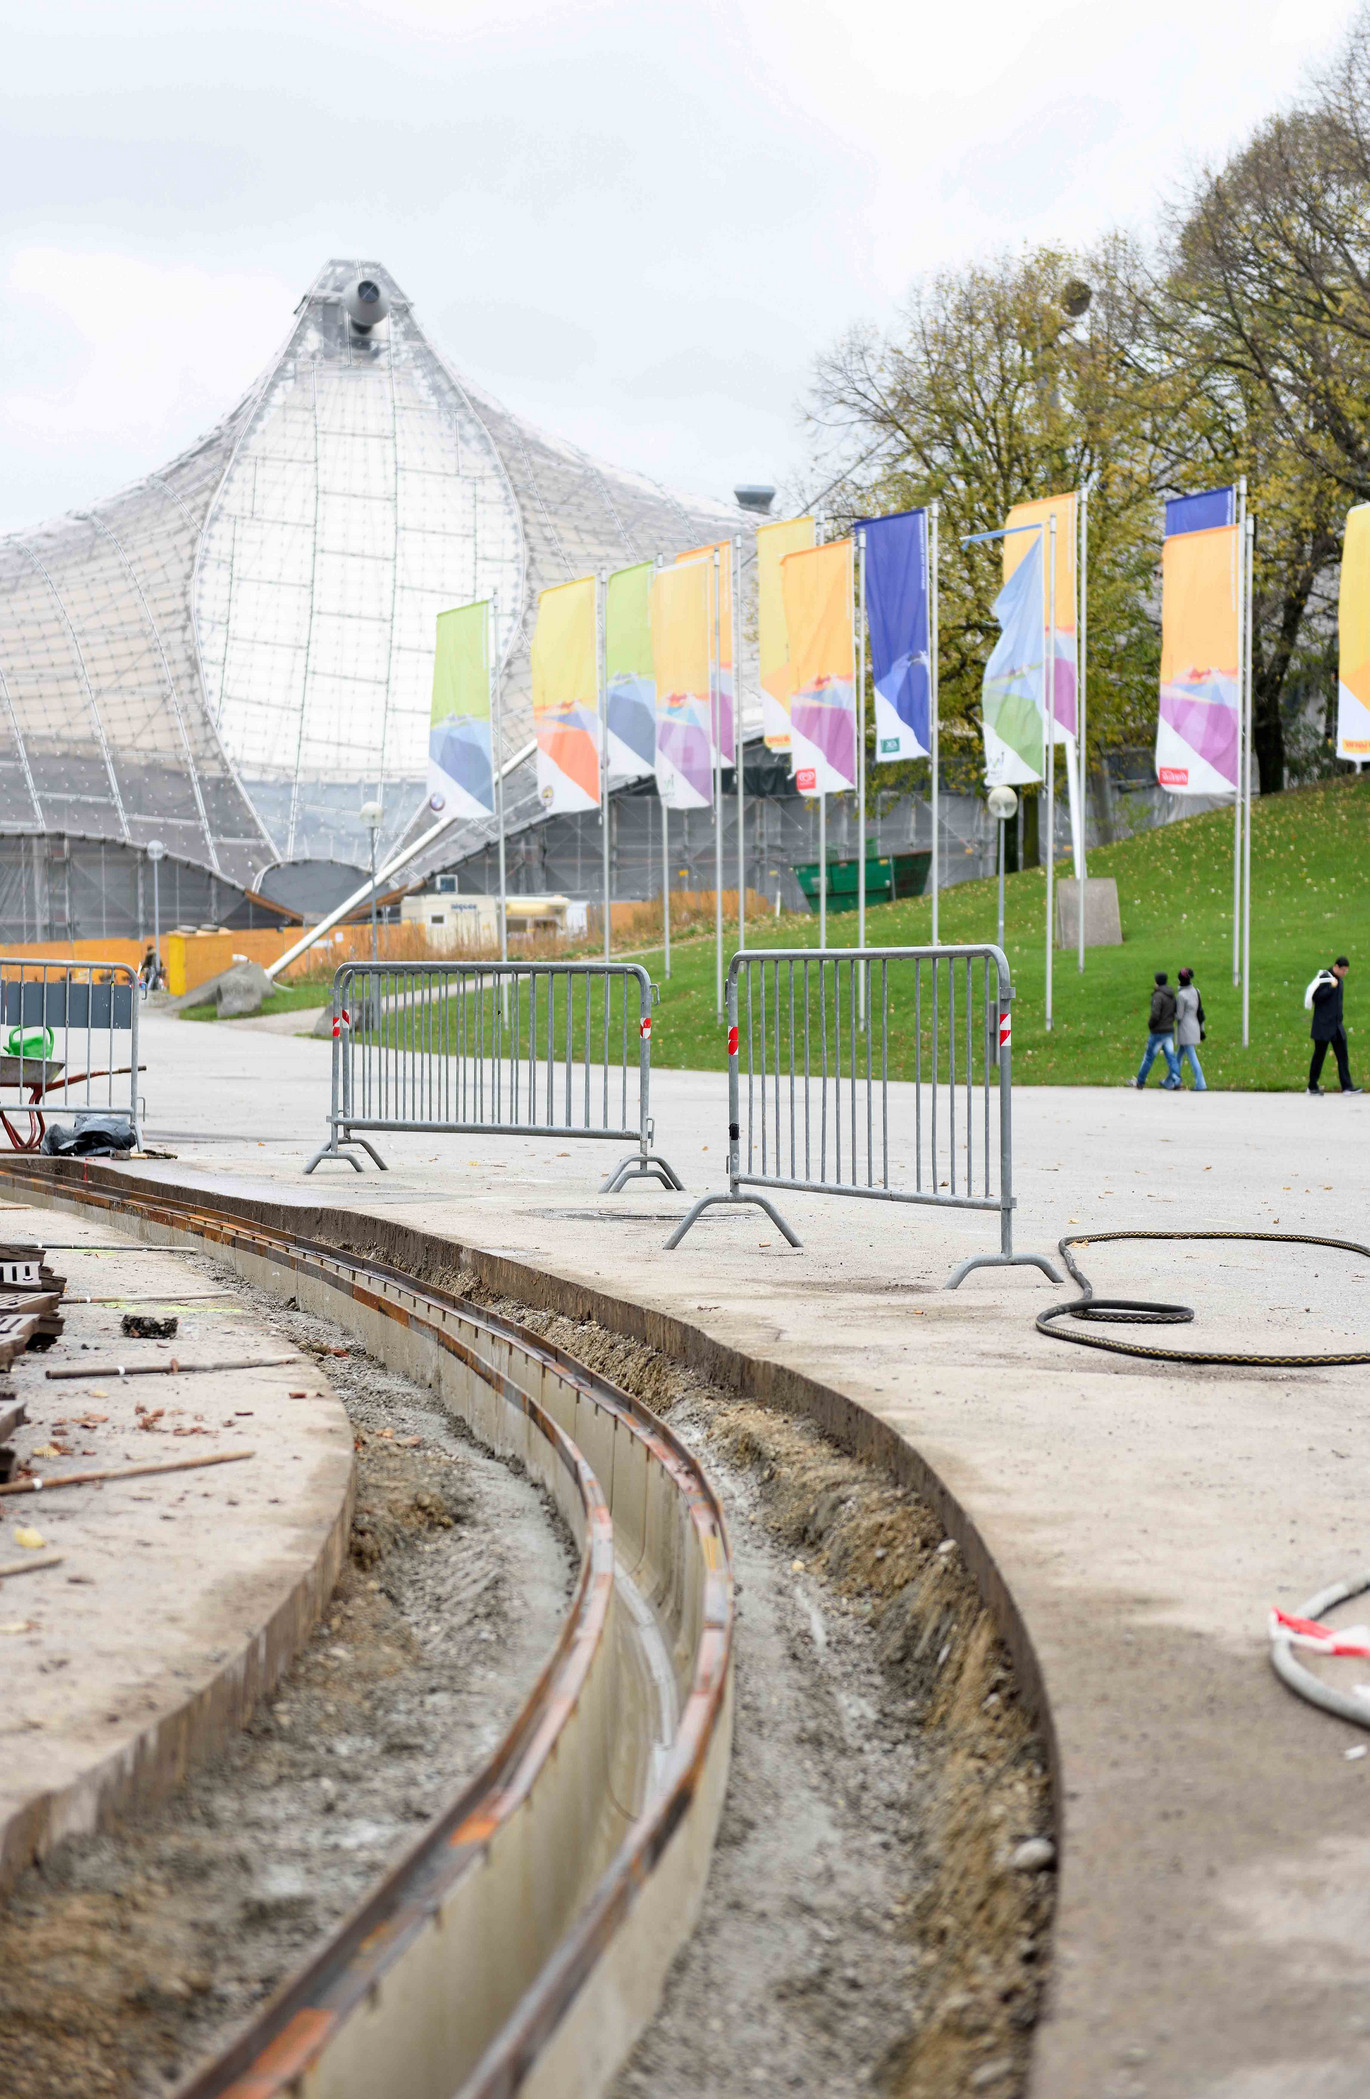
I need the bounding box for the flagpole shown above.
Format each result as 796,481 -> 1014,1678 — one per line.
492,590 -> 507,967
734,534 -> 745,955
597,570 -> 610,961
929,501 -> 940,947
1045,513 -> 1056,1034
1243,510 -> 1254,1048
662,795 -> 671,979
856,530 -> 867,953
1234,477 -> 1246,988
712,545 -> 724,1018
1077,485 -> 1088,975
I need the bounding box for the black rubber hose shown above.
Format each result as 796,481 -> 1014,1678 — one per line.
1036,1228 -> 1370,1366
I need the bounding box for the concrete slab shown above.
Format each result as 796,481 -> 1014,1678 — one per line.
25,1008 -> 1370,2097
0,1190 -> 355,1889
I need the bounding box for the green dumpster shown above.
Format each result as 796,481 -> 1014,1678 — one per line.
793,850 -> 931,915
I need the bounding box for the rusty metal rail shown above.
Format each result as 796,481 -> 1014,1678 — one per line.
0,1158 -> 734,2099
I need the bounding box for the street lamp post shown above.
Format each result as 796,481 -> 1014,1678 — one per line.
360,802 -> 383,964
986,787 -> 1018,953
146,840 -> 165,989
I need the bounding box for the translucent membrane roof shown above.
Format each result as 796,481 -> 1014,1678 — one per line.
0,259 -> 753,887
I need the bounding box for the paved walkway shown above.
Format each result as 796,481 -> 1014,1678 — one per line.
0,1180 -> 354,1888
72,1015 -> 1370,2094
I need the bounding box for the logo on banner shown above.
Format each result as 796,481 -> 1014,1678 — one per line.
880,737 -> 899,754
1345,739 -> 1370,755
794,767 -> 816,791
1158,767 -> 1189,787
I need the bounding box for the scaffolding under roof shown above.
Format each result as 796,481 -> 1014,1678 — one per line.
0,259 -> 757,897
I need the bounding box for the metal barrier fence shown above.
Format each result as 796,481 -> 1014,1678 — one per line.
306,959 -> 683,1191
665,944 -> 1059,1287
0,959 -> 142,1153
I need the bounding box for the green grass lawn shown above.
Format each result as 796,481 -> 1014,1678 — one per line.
632,774 -> 1370,1090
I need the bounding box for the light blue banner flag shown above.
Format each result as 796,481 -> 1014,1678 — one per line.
981,534 -> 1045,785
862,508 -> 930,762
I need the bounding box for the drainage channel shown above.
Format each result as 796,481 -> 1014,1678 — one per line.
0,1162 -> 734,2099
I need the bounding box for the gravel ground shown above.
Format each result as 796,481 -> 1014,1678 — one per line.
0,1271 -> 573,2099
460,1282 -> 1056,2099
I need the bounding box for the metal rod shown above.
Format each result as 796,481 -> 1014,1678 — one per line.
598,571 -> 611,962
998,816 -> 1006,951
713,547 -> 724,1019
819,788 -> 827,951
856,529 -> 867,1022
1078,484 -> 1088,975
0,1448 -> 254,1493
734,534 -> 745,954
493,593 -> 508,968
1234,477 -> 1246,988
1045,514 -> 1057,1034
929,501 -> 940,948
662,795 -> 671,979
44,1356 -> 300,1380
1243,510 -> 1254,1048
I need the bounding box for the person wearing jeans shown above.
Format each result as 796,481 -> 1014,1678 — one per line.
1174,967 -> 1206,1090
1133,971 -> 1181,1089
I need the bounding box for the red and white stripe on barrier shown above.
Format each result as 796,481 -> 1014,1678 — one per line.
999,1011 -> 1012,1051
640,1015 -> 652,1041
332,1008 -> 351,1040
727,1025 -> 739,1058
1270,1606 -> 1370,1658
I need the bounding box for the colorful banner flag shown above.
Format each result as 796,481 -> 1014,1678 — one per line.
1003,492 -> 1077,740
427,601 -> 493,819
782,540 -> 856,796
605,562 -> 656,783
530,576 -> 600,814
981,533 -> 1046,786
676,543 -> 735,763
861,508 -> 930,762
1338,504 -> 1370,758
1156,489 -> 1240,794
650,559 -> 713,809
757,515 -> 814,750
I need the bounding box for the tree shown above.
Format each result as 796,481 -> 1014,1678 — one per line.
807,241 -> 1170,789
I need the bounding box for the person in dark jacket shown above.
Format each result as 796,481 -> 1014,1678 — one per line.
1308,957 -> 1363,1094
1133,971 -> 1181,1089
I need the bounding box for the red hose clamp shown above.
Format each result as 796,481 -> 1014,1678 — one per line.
727,1025 -> 739,1057
999,1011 -> 1011,1050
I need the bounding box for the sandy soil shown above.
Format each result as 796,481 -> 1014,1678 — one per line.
0,1285 -> 572,2099
458,1283 -> 1056,2099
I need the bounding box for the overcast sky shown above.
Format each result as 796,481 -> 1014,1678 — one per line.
0,0 -> 1359,534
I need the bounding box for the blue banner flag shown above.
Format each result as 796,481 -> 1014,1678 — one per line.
1165,486 -> 1236,538
861,508 -> 931,762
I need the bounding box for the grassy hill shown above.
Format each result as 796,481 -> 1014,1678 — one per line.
634,774 -> 1370,1090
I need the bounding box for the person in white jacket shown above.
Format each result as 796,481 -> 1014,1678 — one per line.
1174,968 -> 1206,1091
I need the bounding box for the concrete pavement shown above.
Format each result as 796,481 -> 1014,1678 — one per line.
39,1009 -> 1370,2096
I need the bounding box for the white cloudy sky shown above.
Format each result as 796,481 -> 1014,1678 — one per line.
0,0 -> 1358,533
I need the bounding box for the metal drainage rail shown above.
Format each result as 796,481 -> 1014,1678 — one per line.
0,1160 -> 733,2099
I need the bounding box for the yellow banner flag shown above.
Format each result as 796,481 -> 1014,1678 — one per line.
530,575 -> 599,814
781,539 -> 856,795
757,515 -> 813,749
651,560 -> 713,809
1339,504 -> 1370,757
676,542 -> 734,762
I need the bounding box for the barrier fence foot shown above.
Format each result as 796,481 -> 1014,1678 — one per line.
600,1150 -> 686,1195
303,1131 -> 388,1175
665,1190 -> 802,1251
944,1250 -> 1063,1290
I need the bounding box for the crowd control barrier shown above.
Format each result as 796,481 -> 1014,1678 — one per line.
0,959 -> 142,1153
665,944 -> 1060,1288
305,958 -> 684,1191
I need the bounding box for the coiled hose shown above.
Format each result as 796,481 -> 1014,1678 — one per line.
1036,1228 -> 1370,1367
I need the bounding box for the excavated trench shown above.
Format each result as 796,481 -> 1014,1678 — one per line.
0,1250 -> 1053,2099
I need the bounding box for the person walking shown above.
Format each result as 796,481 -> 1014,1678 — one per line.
1306,956 -> 1363,1095
1133,971 -> 1181,1090
1174,967 -> 1206,1091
